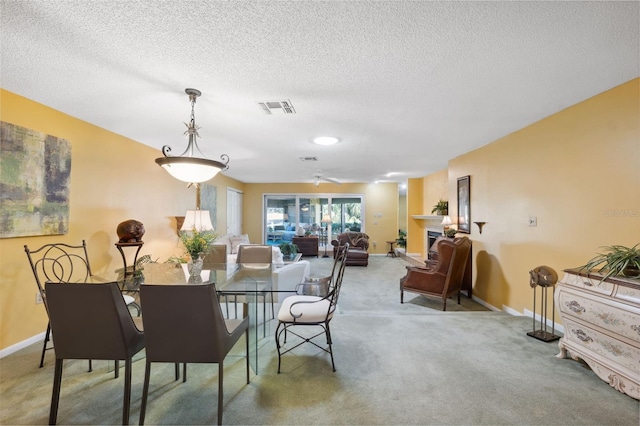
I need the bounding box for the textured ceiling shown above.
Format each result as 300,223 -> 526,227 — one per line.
1,1 -> 638,185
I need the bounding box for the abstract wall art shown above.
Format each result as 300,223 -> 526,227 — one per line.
0,121 -> 71,238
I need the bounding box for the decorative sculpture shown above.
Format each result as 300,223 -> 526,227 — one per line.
116,219 -> 145,243
527,266 -> 560,342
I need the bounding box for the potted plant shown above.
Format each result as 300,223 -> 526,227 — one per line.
579,244 -> 640,281
179,228 -> 218,279
396,229 -> 407,248
431,199 -> 448,215
279,241 -> 299,260
444,228 -> 457,238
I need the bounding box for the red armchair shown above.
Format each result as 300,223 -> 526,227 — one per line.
400,237 -> 472,310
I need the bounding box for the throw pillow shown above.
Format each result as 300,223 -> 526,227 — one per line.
272,246 -> 284,265
215,235 -> 232,254
229,234 -> 250,254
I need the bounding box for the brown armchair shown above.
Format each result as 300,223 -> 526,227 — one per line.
331,231 -> 369,266
400,237 -> 472,310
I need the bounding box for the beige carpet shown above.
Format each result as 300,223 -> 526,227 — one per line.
1,256 -> 638,425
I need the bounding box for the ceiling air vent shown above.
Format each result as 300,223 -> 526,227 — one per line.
257,99 -> 296,115
299,156 -> 318,162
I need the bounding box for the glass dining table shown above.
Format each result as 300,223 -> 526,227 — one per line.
87,262 -> 287,374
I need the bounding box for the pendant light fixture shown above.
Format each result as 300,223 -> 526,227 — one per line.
155,88 -> 229,183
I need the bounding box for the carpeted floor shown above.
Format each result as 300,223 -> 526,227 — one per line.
1,256 -> 638,425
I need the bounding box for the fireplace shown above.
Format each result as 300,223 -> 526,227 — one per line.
427,230 -> 443,260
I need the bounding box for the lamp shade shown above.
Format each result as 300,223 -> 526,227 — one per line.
440,216 -> 453,226
321,214 -> 332,224
156,157 -> 224,183
180,210 -> 214,232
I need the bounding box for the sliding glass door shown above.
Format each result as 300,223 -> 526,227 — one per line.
264,194 -> 363,245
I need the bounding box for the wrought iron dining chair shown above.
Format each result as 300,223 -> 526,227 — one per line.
295,247 -> 342,297
45,282 -> 145,425
24,240 -> 139,369
275,243 -> 349,373
139,283 -> 250,426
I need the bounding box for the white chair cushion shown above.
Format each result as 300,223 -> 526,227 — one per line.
278,295 -> 332,323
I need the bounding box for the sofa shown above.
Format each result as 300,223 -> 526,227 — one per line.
331,231 -> 369,266
272,225 -> 298,242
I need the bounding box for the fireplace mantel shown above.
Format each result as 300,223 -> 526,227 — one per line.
412,215 -> 445,221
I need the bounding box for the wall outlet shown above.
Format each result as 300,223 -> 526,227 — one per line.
528,216 -> 537,227
35,292 -> 44,304
372,241 -> 377,247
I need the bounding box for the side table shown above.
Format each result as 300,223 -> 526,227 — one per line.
292,236 -> 319,257
115,242 -> 144,314
386,241 -> 397,257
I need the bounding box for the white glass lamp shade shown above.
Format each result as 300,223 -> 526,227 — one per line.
180,210 -> 214,232
156,157 -> 224,183
440,216 -> 453,226
321,214 -> 332,224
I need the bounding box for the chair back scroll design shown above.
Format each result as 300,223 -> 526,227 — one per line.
138,283 -> 250,425
45,282 -> 144,425
24,241 -> 92,368
275,243 -> 350,373
295,245 -> 342,296
25,241 -> 92,303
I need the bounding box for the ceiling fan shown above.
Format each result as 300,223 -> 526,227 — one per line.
312,171 -> 342,186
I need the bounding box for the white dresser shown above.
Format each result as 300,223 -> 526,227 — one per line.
555,269 -> 640,399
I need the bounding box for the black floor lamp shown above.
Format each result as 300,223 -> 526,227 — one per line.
321,215 -> 332,258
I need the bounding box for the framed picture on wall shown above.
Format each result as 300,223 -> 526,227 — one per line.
457,175 -> 470,234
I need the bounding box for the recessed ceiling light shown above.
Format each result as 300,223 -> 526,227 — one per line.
313,136 -> 340,146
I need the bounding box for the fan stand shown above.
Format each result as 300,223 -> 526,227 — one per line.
527,283 -> 560,342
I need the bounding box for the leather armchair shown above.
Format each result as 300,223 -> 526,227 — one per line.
400,237 -> 472,310
331,231 -> 369,266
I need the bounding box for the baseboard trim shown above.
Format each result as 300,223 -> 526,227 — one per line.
0,332 -> 44,359
473,296 -> 500,312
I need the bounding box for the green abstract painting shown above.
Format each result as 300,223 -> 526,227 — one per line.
0,121 -> 71,238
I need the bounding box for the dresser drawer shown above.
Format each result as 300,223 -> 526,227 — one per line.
559,271 -> 615,296
615,284 -> 640,304
562,317 -> 640,376
557,286 -> 640,345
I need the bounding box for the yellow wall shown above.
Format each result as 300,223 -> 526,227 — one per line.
0,90 -> 244,350
423,169 -> 449,214
421,78 -> 639,314
406,178 -> 424,254
398,193 -> 407,232
241,183 -> 399,255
